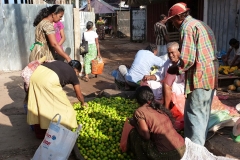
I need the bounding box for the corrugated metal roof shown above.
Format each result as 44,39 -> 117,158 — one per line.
81,0 -> 118,13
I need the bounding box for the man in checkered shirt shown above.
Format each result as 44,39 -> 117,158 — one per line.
167,2 -> 218,146
154,14 -> 169,57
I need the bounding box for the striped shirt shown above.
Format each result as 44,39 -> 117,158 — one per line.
154,22 -> 168,45
179,16 -> 217,95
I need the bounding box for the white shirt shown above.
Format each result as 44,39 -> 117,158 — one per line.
234,47 -> 240,56
125,50 -> 165,83
83,31 -> 98,44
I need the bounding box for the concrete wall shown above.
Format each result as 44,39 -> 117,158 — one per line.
0,4 -> 74,71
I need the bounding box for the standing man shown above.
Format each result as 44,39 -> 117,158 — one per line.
167,2 -> 217,145
154,14 -> 169,57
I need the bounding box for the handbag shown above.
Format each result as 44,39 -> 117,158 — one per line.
32,114 -> 82,160
80,32 -> 88,55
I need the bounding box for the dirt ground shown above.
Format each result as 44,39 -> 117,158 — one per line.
0,36 -> 240,160
0,36 -> 147,160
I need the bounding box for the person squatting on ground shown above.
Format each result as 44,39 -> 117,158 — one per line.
53,20 -> 66,61
29,5 -> 71,63
142,42 -> 185,109
112,44 -> 165,90
27,60 -> 87,132
167,2 -> 217,145
222,38 -> 240,67
81,21 -> 101,82
127,86 -> 186,160
154,14 -> 169,57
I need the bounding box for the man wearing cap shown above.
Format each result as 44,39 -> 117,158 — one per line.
222,38 -> 240,67
167,2 -> 217,145
154,14 -> 169,57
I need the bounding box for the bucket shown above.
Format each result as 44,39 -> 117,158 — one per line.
91,59 -> 104,75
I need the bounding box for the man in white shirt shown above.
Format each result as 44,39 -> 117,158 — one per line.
112,44 -> 165,90
142,42 -> 184,109
222,38 -> 240,67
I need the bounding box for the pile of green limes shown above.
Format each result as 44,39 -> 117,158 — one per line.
73,97 -> 139,160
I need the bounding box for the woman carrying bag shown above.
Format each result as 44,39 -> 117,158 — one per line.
81,21 -> 101,82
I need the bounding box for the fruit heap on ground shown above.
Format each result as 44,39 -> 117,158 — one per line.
219,66 -> 238,75
73,97 -> 138,160
228,79 -> 240,92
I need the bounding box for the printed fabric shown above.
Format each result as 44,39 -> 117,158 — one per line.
84,43 -> 98,74
29,20 -> 55,62
179,16 -> 217,95
154,22 -> 168,45
54,21 -> 64,46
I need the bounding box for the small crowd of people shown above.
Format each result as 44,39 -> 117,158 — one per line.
22,2 -> 239,160
112,2 -> 230,159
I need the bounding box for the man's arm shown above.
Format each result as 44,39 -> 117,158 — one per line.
178,30 -> 196,73
162,26 -> 169,43
164,35 -> 169,43
154,57 -> 165,68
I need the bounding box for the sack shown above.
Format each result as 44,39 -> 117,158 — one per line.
80,32 -> 88,55
120,118 -> 134,152
32,114 -> 82,160
181,138 -> 236,160
91,57 -> 104,74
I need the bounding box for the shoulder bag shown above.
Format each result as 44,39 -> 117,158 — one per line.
80,32 -> 88,55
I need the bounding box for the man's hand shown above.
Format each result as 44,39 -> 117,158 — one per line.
142,75 -> 151,81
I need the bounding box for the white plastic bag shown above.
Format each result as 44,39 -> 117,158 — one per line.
181,138 -> 237,160
32,114 -> 82,160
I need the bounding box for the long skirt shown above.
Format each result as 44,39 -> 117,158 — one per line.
127,129 -> 186,160
97,25 -> 105,40
27,65 -> 78,129
84,43 -> 97,75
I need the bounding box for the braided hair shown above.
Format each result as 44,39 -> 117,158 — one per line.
33,5 -> 64,27
135,86 -> 175,125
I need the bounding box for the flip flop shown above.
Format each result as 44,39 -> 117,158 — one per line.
81,77 -> 89,82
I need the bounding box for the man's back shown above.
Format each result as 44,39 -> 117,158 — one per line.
154,22 -> 168,45
126,50 -> 163,83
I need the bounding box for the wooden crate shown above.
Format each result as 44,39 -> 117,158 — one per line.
218,74 -> 240,87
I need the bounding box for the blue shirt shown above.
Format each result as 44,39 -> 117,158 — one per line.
125,50 -> 165,83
